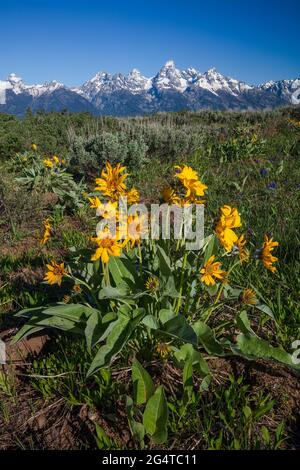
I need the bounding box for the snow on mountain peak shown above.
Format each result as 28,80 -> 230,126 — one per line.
154,60 -> 188,92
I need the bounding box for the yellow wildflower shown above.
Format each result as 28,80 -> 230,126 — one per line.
31,143 -> 37,151
40,218 -> 52,245
156,342 -> 172,358
73,284 -> 82,294
44,261 -> 66,286
215,205 -> 241,252
235,234 -> 249,262
174,165 -> 199,183
261,235 -> 279,273
88,196 -> 101,208
200,255 -> 227,286
43,159 -> 54,169
241,288 -> 258,305
126,187 -> 140,204
145,276 -> 159,292
52,155 -> 60,164
121,213 -> 148,248
90,230 -> 122,264
95,162 -> 128,200
162,186 -> 181,205
96,201 -> 118,220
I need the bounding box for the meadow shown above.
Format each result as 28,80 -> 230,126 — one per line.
0,107 -> 299,450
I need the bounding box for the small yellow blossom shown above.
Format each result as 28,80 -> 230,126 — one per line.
200,255 -> 227,286
73,284 -> 82,294
31,143 -> 37,151
235,234 -> 249,262
162,186 -> 181,205
145,276 -> 159,292
90,230 -> 122,264
40,218 -> 52,245
261,235 -> 279,273
44,261 -> 66,286
241,288 -> 258,305
95,162 -> 128,200
156,342 -> 172,358
43,159 -> 54,169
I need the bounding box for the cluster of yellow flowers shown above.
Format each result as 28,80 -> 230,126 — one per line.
42,161 -> 279,291
89,161 -> 146,264
43,155 -> 65,169
215,205 -> 249,262
162,165 -> 208,206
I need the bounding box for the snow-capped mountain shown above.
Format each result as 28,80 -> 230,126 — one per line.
260,79 -> 300,105
1,61 -> 299,116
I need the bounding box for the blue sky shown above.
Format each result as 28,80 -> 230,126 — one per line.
0,0 -> 299,86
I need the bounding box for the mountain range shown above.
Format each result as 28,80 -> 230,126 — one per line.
1,60 -> 299,116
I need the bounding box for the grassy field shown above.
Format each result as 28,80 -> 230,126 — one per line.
0,108 -> 299,450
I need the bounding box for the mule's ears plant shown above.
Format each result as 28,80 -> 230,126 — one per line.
12,160 -> 294,444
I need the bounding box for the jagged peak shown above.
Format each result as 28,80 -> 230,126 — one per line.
7,72 -> 23,83
163,60 -> 176,69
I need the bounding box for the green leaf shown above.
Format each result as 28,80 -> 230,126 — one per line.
98,286 -> 129,299
85,310 -> 103,353
11,322 -> 45,344
255,303 -> 275,320
87,309 -> 145,376
235,334 -> 300,369
132,359 -> 155,405
14,306 -> 45,318
108,255 -> 139,287
236,310 -> 257,336
193,320 -> 224,355
141,315 -> 159,330
126,396 -> 145,445
143,386 -> 168,444
160,314 -> 198,345
203,234 -> 218,263
42,304 -> 92,322
158,308 -> 175,324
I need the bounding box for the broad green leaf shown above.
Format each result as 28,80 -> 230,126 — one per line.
143,386 -> 168,444
235,334 -> 300,369
87,309 -> 145,376
141,315 -> 159,330
174,343 -> 210,376
160,314 -> 198,345
85,310 -> 103,353
159,308 -> 175,324
42,304 -> 91,322
126,396 -> 145,444
98,286 -> 129,299
11,322 -> 45,344
193,320 -> 224,355
132,359 -> 155,405
255,303 -> 275,320
183,357 -> 194,401
108,255 -> 139,287
203,234 -> 219,263
156,245 -> 172,279
14,306 -> 45,318
236,310 -> 257,336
